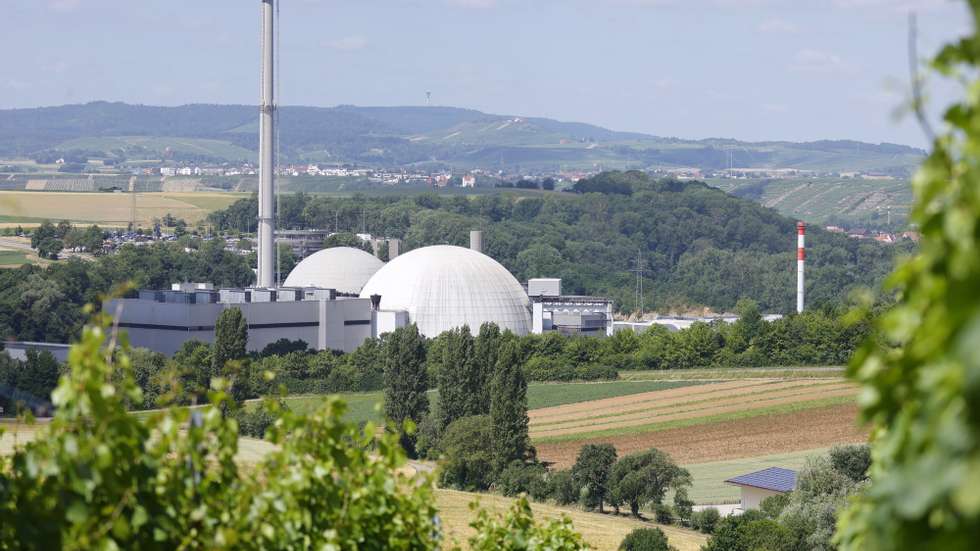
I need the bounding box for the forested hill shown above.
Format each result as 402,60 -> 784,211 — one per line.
212,171 -> 909,314
0,102 -> 924,174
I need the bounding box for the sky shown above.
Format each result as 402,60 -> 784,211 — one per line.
1,0 -> 970,147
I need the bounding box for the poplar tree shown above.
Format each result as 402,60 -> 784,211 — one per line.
436,326 -> 475,431
212,307 -> 249,403
383,324 -> 428,455
490,339 -> 530,473
472,322 -> 502,414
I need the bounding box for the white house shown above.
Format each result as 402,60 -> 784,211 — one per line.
725,467 -> 797,511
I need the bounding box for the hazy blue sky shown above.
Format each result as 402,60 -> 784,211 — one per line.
2,0 -> 969,146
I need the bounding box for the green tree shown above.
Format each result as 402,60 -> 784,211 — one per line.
436,326 -> 476,431
471,322 -> 502,414
323,231 -> 373,253
836,5 -> 980,549
467,495 -> 588,551
212,307 -> 249,403
438,415 -> 494,491
607,449 -> 690,517
383,324 -> 428,455
618,527 -> 675,551
490,339 -> 531,473
572,443 -> 617,512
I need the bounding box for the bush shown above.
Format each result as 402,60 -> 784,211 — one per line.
694,507 -> 720,534
496,462 -> 547,497
234,404 -> 280,438
619,527 -> 675,551
438,415 -> 494,491
654,503 -> 673,524
673,488 -> 694,525
550,469 -> 580,505
468,495 -> 588,550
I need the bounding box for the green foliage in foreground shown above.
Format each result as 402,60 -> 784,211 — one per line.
466,495 -> 589,551
837,4 -> 980,549
0,316 -> 440,550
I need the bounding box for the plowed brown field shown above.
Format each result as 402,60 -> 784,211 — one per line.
535,403 -> 866,468
529,379 -> 858,438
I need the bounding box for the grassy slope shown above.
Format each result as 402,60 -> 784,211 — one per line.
435,489 -> 707,551
282,380 -> 702,425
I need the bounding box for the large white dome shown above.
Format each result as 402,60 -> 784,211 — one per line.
359,245 -> 531,337
284,247 -> 384,294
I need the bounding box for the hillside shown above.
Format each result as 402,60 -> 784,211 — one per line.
210,171 -> 908,313
0,102 -> 924,174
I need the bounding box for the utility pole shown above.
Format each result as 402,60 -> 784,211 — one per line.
630,250 -> 647,317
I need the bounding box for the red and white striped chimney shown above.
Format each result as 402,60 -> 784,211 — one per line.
796,221 -> 806,313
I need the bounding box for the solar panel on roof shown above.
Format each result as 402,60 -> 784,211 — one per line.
725,467 -> 798,493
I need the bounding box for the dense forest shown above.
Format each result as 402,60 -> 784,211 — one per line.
211,171 -> 910,314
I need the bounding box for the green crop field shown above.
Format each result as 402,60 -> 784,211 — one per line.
0,250 -> 30,267
281,380 -> 702,425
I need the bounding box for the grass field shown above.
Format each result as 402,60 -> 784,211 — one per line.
435,489 -> 706,551
58,136 -> 257,163
0,250 -> 29,266
281,380 -> 703,425
0,191 -> 244,226
682,448 -> 828,504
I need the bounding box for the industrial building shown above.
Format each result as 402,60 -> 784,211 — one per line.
108,283 -> 374,355
528,278 -> 614,336
283,246 -> 384,294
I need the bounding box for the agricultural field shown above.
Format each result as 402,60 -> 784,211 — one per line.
0,249 -> 30,267
0,191 -> 245,226
707,176 -> 912,227
57,136 -> 257,163
280,379 -> 703,425
531,378 -> 864,468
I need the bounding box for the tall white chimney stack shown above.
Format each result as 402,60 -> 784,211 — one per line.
256,0 -> 276,288
796,221 -> 805,313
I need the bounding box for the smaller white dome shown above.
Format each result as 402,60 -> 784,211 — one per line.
284,247 -> 384,294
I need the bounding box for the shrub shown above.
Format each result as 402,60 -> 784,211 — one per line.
697,507 -> 721,534
619,527 -> 675,551
468,495 -> 588,550
550,469 -> 580,505
496,462 -> 547,497
654,503 -> 673,524
233,403 -> 280,438
673,488 -> 694,525
438,415 -> 494,491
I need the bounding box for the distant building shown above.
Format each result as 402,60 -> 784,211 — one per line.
726,467 -> 797,511
461,174 -> 476,188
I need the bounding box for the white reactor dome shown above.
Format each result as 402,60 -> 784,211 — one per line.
284,246 -> 384,294
359,245 -> 532,337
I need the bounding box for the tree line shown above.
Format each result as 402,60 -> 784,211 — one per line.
206,171 -> 908,314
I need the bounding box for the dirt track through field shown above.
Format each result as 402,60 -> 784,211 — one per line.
529,380 -> 857,438
535,403 -> 867,468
